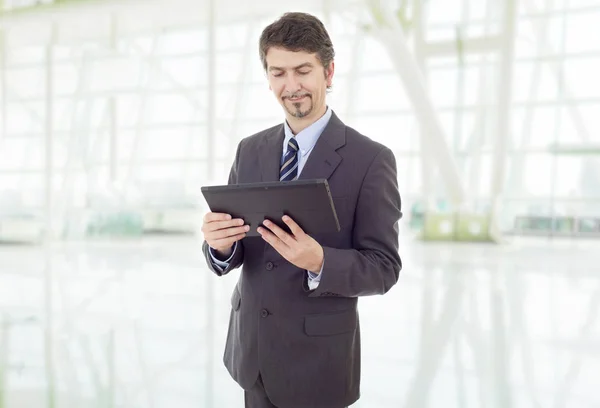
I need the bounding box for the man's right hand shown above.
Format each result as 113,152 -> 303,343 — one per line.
201,212 -> 249,258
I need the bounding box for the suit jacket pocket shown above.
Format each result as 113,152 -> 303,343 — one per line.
231,286 -> 241,311
304,309 -> 357,336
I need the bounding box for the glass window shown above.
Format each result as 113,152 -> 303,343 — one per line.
90,57 -> 142,91
516,17 -> 565,59
347,114 -> 417,152
0,174 -> 44,207
511,106 -> 561,148
572,104 -> 600,142
0,138 -> 43,170
157,29 -> 207,55
474,153 -> 493,196
144,93 -> 200,125
149,56 -> 206,89
426,0 -> 464,25
559,105 -> 587,143
565,10 -> 600,53
133,127 -> 208,160
554,156 -> 584,197
6,102 -> 45,135
428,68 -> 458,107
5,45 -> 45,66
54,63 -> 80,96
510,153 -> 554,197
354,73 -> 409,113
216,23 -> 254,50
360,38 -> 395,74
216,51 -> 247,85
512,61 -> 559,102
403,156 -> 423,197
242,85 -> 282,119
6,67 -> 45,98
564,57 -> 600,99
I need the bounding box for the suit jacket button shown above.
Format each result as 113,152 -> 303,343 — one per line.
266,262 -> 274,271
261,309 -> 269,318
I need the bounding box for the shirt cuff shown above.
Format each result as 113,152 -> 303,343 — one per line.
306,260 -> 324,290
209,242 -> 237,271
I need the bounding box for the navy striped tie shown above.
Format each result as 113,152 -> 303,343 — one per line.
280,137 -> 299,181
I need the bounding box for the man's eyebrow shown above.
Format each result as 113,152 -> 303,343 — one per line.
268,62 -> 314,71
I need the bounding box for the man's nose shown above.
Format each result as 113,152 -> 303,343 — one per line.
285,75 -> 302,93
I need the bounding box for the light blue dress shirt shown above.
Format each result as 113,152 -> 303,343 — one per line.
209,107 -> 333,289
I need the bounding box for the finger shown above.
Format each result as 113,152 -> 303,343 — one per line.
209,225 -> 250,240
203,218 -> 245,233
262,219 -> 296,246
210,233 -> 246,249
282,215 -> 305,238
204,212 -> 231,223
258,226 -> 290,256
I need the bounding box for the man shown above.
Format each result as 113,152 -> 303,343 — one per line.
201,12 -> 402,408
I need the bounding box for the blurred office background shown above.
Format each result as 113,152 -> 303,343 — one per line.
0,0 -> 599,406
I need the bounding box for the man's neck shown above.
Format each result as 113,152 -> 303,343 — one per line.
286,106 -> 327,135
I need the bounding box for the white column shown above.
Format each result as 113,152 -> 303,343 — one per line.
366,2 -> 466,206
205,2 -> 216,408
412,0 -> 434,207
207,0 -> 216,181
489,0 -> 517,228
0,28 -> 6,143
109,14 -> 118,184
468,0 -> 496,200
44,24 -> 56,240
43,24 -> 57,408
0,315 -> 8,408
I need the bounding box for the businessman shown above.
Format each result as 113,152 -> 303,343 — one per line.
201,12 -> 402,408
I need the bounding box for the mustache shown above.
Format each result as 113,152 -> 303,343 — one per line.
283,93 -> 311,100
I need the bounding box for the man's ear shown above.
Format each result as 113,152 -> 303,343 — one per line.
325,61 -> 335,87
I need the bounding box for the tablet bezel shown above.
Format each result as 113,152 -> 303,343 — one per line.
201,179 -> 341,237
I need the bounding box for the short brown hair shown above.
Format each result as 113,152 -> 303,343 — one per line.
259,12 -> 335,79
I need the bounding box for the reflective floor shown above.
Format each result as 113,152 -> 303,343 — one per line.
1,235 -> 599,407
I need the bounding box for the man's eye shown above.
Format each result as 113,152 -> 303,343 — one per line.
272,72 -> 283,77
298,71 -> 310,75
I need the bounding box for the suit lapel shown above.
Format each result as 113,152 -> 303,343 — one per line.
258,111 -> 347,182
259,125 -> 285,182
297,111 -> 346,181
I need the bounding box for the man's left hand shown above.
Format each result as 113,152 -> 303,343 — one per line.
257,216 -> 324,274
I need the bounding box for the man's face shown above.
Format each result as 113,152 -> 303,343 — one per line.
265,47 -> 334,121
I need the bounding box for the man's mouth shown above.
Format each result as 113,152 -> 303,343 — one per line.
286,94 -> 309,102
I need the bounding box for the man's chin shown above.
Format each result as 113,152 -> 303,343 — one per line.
288,109 -> 311,118
283,102 -> 312,118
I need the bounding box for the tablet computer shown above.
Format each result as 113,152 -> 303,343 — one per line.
201,179 -> 340,237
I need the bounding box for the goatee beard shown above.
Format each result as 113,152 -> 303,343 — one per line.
285,96 -> 312,118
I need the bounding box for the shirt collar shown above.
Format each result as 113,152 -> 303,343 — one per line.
283,106 -> 332,155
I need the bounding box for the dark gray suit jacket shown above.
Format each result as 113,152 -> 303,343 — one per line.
202,111 -> 402,408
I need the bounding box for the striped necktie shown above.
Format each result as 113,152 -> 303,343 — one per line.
280,137 -> 299,181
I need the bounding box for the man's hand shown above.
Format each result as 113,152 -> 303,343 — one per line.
202,212 -> 249,258
257,215 -> 324,274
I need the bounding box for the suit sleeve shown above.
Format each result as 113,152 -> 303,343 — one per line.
208,241 -> 238,270
203,240 -> 244,276
202,140 -> 245,276
306,147 -> 402,297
